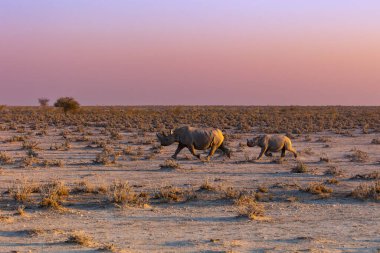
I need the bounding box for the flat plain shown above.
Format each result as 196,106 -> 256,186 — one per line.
0,106 -> 379,253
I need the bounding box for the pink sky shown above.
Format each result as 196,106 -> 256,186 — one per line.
0,1 -> 379,105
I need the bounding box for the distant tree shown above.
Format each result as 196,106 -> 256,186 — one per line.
38,98 -> 50,107
54,97 -> 80,114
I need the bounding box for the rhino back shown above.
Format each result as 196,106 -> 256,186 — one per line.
267,135 -> 287,151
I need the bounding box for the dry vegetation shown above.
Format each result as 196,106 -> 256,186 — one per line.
0,106 -> 379,252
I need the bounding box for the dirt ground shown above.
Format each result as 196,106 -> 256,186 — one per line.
0,125 -> 379,253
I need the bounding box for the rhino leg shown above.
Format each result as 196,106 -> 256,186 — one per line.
187,145 -> 201,159
206,145 -> 218,161
281,147 -> 286,157
218,144 -> 231,158
257,146 -> 267,160
287,147 -> 298,158
172,143 -> 185,159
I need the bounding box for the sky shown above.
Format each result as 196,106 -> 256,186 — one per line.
0,0 -> 379,106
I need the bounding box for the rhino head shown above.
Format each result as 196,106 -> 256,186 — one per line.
247,137 -> 259,147
156,130 -> 176,146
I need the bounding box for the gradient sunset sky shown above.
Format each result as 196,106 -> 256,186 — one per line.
1,1 -> 379,105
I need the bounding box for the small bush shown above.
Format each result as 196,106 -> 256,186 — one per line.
199,179 -> 218,192
66,231 -> 97,247
108,181 -> 149,207
39,181 -> 69,211
38,98 -> 50,107
0,152 -> 13,165
303,182 -> 333,196
371,138 -> 380,145
350,171 -> 379,180
325,178 -> 339,185
291,162 -> 309,173
154,185 -> 195,203
54,97 -> 80,114
346,149 -> 369,163
9,181 -> 35,203
324,166 -> 344,177
351,181 -> 379,200
159,159 -> 181,170
235,195 -> 265,220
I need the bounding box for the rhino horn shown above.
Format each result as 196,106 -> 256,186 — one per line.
170,129 -> 174,135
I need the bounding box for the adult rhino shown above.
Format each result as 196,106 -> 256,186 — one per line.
247,134 -> 297,160
156,126 -> 231,161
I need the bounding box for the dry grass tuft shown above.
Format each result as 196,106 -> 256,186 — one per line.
9,180 -> 37,203
0,215 -> 14,223
302,182 -> 333,196
0,151 -> 14,165
199,179 -> 218,192
324,166 -> 344,177
159,159 -> 181,170
350,171 -> 379,180
325,178 -> 339,185
94,146 -> 121,165
66,231 -> 97,247
39,181 -> 69,211
42,159 -> 64,167
235,195 -> 265,220
319,153 -> 330,163
108,181 -> 149,207
291,162 -> 309,173
154,185 -> 196,203
351,181 -> 379,200
346,149 -> 369,163
72,180 -> 107,194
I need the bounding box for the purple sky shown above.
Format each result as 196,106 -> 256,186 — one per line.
1,0 -> 379,105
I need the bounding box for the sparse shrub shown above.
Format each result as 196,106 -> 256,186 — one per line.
325,178 -> 339,185
346,149 -> 369,163
291,162 -> 309,173
21,156 -> 38,168
108,181 -> 149,207
22,140 -> 40,150
110,129 -> 122,140
154,185 -> 195,203
350,181 -> 379,200
235,194 -> 265,220
300,147 -> 314,155
39,181 -> 69,211
199,179 -> 218,192
16,205 -> 27,216
94,147 -> 121,165
303,182 -> 333,196
159,159 -> 181,170
324,166 -> 344,177
123,146 -> 135,155
72,180 -> 107,194
316,136 -> 331,143
42,159 -> 64,167
319,153 -> 330,163
222,186 -> 241,199
54,97 -> 80,114
9,181 -> 35,203
150,144 -> 162,154
0,152 -> 13,165
66,231 -> 97,247
350,171 -> 379,180
38,98 -> 50,107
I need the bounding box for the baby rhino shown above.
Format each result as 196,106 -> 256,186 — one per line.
247,134 -> 297,160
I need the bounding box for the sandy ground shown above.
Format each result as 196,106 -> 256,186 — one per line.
0,127 -> 379,253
